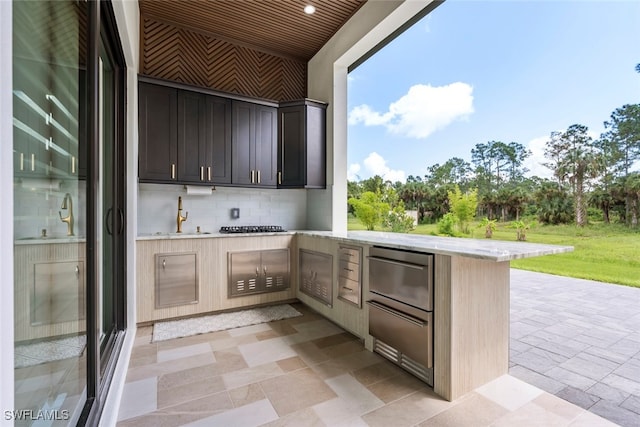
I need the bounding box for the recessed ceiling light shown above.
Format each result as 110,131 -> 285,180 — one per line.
304,4 -> 316,15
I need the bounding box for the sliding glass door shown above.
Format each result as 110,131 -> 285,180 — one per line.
12,1 -> 126,424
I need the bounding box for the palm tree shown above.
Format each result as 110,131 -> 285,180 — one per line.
546,125 -> 602,227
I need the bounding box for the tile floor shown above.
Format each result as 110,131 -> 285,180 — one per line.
117,303 -> 615,426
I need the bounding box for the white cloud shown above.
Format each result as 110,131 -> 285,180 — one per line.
347,163 -> 361,181
348,82 -> 474,139
524,136 -> 553,179
363,152 -> 406,183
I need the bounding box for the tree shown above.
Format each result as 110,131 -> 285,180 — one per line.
425,157 -> 472,190
533,181 -> 574,224
447,186 -> 478,234
543,124 -> 602,226
348,191 -> 389,231
603,104 -> 640,225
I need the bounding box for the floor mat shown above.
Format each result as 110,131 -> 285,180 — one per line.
14,335 -> 86,368
152,304 -> 302,342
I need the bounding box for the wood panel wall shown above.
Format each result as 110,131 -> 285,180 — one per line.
434,255 -> 510,400
141,16 -> 307,101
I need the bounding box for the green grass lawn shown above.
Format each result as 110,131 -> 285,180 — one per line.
348,216 -> 640,288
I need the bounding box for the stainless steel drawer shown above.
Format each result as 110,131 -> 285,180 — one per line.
339,247 -> 360,263
368,247 -> 433,312
368,300 -> 432,368
338,259 -> 359,282
338,276 -> 359,306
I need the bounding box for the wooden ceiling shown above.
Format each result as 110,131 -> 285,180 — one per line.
138,0 -> 366,62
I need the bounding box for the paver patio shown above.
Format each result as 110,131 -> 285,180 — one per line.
510,269 -> 640,427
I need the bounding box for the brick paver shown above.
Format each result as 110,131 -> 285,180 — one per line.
510,269 -> 640,427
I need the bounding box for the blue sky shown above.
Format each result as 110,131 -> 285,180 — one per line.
347,0 -> 640,182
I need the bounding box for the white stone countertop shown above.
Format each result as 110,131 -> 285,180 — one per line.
134,229 -> 573,262
14,236 -> 87,245
136,231 -> 297,240
297,230 -> 573,262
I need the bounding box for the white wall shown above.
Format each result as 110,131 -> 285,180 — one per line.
137,184 -> 308,234
307,0 -> 436,233
0,1 -> 14,422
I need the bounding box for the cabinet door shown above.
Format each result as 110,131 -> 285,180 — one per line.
261,249 -> 289,291
177,91 -> 207,183
299,250 -> 333,307
205,95 -> 232,184
228,250 -> 261,296
139,82 -> 178,182
32,261 -> 85,325
278,101 -> 326,188
155,253 -> 198,308
231,100 -> 255,185
13,58 -> 51,177
278,105 -> 305,187
304,103 -> 326,188
255,105 -> 278,187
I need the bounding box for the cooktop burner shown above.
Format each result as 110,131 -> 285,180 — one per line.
219,225 -> 286,234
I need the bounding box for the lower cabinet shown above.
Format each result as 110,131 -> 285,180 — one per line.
299,249 -> 333,307
228,248 -> 289,297
155,252 -> 198,308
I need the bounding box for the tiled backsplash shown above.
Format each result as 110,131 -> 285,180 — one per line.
137,183 -> 308,234
14,180 -> 87,240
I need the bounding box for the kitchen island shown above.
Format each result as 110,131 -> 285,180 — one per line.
136,230 -> 572,401
296,230 -> 573,401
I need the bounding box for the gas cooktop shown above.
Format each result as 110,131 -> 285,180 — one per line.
219,225 -> 287,234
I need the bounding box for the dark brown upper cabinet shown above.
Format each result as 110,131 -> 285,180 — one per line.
177,91 -> 232,184
138,81 -> 178,182
139,81 -> 231,185
231,100 -> 277,187
278,100 -> 326,189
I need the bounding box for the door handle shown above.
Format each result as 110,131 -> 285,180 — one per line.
250,170 -> 255,183
118,208 -> 124,234
208,166 -> 211,181
278,171 -> 282,185
106,207 -> 113,235
162,259 -> 166,270
171,163 -> 176,179
257,170 -> 261,184
200,166 -> 204,181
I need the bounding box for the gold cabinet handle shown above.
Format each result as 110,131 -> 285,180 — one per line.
20,153 -> 24,171
31,153 -> 35,171
257,170 -> 261,184
207,166 -> 211,181
71,156 -> 76,174
251,170 -> 255,184
171,163 -> 176,179
200,166 -> 204,181
278,171 -> 282,185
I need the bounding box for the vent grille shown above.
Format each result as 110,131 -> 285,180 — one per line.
373,338 -> 433,386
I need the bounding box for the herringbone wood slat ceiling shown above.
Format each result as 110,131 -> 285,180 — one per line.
139,0 -> 366,62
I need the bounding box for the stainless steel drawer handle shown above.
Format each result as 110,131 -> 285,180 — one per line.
162,259 -> 166,270
367,256 -> 426,270
367,300 -> 427,327
343,286 -> 353,291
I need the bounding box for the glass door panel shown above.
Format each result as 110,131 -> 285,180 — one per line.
13,0 -> 88,424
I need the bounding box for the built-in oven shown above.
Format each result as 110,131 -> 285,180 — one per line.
367,246 -> 434,385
